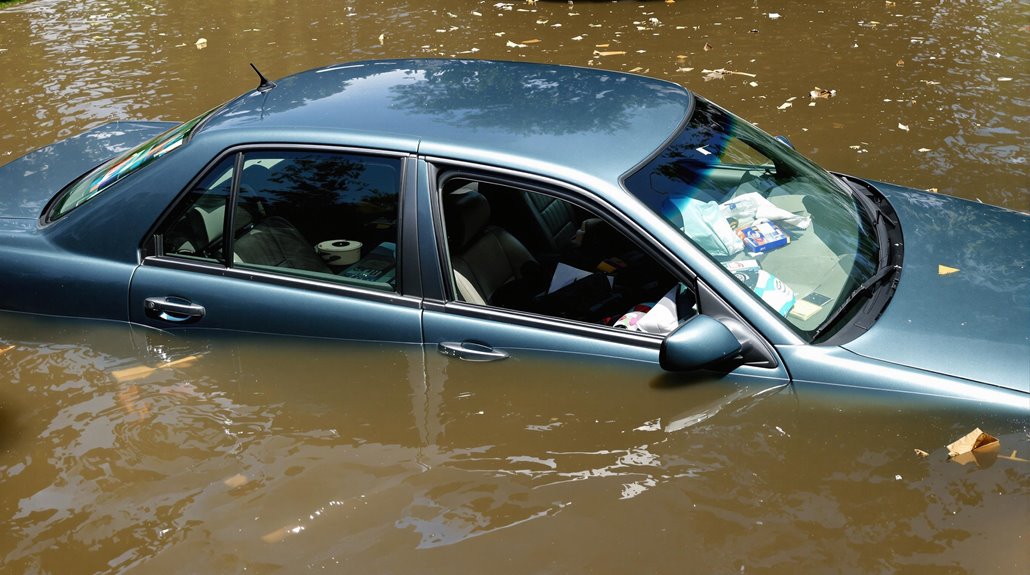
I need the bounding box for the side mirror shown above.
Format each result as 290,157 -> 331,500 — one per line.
659,315 -> 742,372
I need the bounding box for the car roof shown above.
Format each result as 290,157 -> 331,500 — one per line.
197,59 -> 694,184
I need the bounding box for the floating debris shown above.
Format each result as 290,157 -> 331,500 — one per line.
898,123 -> 910,131
809,87 -> 836,99
224,474 -> 249,488
700,68 -> 756,78
195,37 -> 207,50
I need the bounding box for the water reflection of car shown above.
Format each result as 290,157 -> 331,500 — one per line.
0,59 -> 1026,409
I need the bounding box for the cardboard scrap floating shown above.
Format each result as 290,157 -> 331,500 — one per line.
947,428 -> 1000,466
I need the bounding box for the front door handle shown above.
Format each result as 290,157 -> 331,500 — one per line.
144,296 -> 206,323
438,341 -> 510,362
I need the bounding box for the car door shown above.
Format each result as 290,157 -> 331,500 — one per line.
128,147 -> 422,343
416,161 -> 789,386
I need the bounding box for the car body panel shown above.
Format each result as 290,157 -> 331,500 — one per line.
779,344 -> 1028,411
127,261 -> 423,342
842,183 -> 1030,392
200,59 -> 693,188
0,121 -> 176,219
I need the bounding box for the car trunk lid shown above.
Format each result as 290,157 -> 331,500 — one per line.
0,121 -> 177,219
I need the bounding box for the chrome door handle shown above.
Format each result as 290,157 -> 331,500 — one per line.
438,341 -> 510,362
144,296 -> 206,322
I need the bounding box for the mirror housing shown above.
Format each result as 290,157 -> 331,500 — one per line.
659,315 -> 743,372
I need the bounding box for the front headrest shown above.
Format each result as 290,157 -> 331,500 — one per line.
444,187 -> 491,250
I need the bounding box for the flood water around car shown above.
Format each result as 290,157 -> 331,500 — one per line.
1,0 -> 1028,573
1,312 -> 1028,573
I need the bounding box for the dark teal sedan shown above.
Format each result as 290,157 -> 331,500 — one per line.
1,59 -> 1026,409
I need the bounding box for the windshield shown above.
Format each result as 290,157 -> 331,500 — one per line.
49,110 -> 213,220
624,97 -> 880,340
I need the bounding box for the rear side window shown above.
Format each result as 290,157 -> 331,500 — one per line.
49,111 -> 212,220
156,149 -> 403,292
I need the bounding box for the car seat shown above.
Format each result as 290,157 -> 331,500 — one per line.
233,216 -> 330,273
443,186 -> 542,308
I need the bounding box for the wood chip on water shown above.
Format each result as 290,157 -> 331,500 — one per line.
700,68 -> 756,78
594,50 -> 626,57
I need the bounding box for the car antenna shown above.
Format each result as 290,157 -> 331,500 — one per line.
250,63 -> 276,93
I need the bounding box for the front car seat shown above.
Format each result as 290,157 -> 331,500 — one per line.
443,187 -> 541,308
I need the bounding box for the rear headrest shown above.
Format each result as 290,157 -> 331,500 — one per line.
444,187 -> 491,250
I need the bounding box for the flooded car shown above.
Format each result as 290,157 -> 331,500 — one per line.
0,59 -> 1026,409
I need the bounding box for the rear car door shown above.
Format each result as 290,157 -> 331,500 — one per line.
129,147 -> 422,343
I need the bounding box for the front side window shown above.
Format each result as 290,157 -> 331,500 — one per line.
50,110 -> 214,220
156,149 -> 402,292
439,177 -> 696,335
624,98 -> 880,339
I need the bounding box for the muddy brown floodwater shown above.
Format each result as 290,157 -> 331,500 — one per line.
0,0 -> 1028,573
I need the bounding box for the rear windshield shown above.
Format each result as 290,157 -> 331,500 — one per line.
48,111 -> 212,220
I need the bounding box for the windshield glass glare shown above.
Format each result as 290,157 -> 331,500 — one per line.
50,111 -> 212,220
624,98 -> 879,339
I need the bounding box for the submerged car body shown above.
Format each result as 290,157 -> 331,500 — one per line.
0,59 -> 1026,409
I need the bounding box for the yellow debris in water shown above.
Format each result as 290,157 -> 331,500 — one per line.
938,264 -> 959,276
